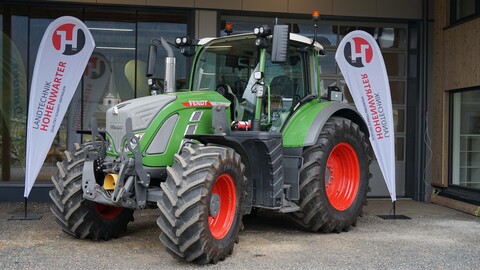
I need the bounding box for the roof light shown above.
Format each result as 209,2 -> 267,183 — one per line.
175,37 -> 182,46
175,36 -> 192,46
224,23 -> 233,35
254,25 -> 271,37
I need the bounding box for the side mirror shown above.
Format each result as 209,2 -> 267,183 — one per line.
146,44 -> 157,77
271,25 -> 289,63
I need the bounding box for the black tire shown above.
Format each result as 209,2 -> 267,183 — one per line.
49,143 -> 134,240
157,144 -> 247,264
291,117 -> 370,233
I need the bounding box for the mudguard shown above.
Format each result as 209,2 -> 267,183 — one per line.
282,101 -> 369,147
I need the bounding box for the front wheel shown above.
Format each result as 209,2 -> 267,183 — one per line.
49,143 -> 134,240
157,144 -> 247,264
291,117 -> 370,233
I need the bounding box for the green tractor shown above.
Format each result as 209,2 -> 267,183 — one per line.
49,22 -> 370,264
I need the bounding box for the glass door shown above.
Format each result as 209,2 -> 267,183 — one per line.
451,90 -> 480,190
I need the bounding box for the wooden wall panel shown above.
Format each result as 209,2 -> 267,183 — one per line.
377,0 -> 422,19
431,0 -> 448,187
431,0 -> 442,187
443,21 -> 480,89
195,10 -> 217,38
242,0 -> 288,13
430,0 -> 480,188
194,0 -> 241,10
287,0 -> 333,15
332,0 -> 377,17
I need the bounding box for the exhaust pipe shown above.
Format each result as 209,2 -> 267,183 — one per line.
160,37 -> 176,93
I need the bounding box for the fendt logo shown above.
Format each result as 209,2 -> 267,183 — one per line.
344,37 -> 373,68
52,23 -> 86,55
84,56 -> 107,79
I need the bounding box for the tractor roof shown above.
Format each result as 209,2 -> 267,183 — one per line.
197,33 -> 324,53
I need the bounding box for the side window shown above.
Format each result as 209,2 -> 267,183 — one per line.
263,47 -> 306,130
196,52 -> 217,90
264,48 -> 305,113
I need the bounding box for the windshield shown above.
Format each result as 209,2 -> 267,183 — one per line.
192,35 -> 258,97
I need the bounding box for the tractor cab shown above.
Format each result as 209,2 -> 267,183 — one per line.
187,30 -> 324,132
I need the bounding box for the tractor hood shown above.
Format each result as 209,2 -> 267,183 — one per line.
106,94 -> 177,152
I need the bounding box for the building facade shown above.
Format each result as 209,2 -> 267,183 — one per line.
4,0 -> 476,215
431,0 -> 480,213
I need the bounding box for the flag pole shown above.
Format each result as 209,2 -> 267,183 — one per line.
378,199 -> 410,220
24,197 -> 28,219
393,200 -> 396,217
8,196 -> 43,220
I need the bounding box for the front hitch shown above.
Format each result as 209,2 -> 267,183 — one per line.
82,117 -> 150,209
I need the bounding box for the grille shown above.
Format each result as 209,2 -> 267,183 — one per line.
106,95 -> 176,153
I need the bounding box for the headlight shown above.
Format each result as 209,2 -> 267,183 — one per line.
106,141 -> 113,152
124,133 -> 144,153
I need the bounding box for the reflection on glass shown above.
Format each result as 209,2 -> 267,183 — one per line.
297,23 -> 337,46
383,52 -> 406,77
394,109 -> 405,133
452,90 -> 480,190
455,0 -> 475,21
389,81 -> 406,104
137,22 -> 187,94
378,28 -> 407,48
87,21 -> 136,104
395,137 -> 404,161
318,50 -> 336,75
339,25 -> 376,39
2,14 -> 29,183
338,26 -> 406,49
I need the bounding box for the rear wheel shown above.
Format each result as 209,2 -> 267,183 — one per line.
292,117 -> 370,233
157,144 -> 246,264
49,143 -> 134,240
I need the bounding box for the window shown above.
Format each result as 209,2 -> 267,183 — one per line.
451,90 -> 480,190
0,3 -> 189,184
451,0 -> 479,24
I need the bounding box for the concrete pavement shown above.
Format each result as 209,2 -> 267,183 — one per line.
0,199 -> 479,269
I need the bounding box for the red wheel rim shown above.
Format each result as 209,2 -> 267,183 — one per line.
94,203 -> 123,220
208,173 -> 237,240
325,142 -> 360,211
